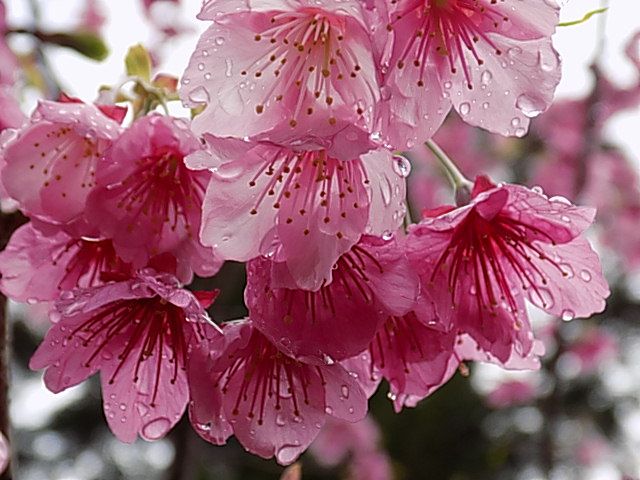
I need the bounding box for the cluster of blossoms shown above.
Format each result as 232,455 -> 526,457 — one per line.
0,0 -> 612,466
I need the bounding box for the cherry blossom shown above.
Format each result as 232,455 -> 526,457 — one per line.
30,269 -> 218,442
0,222 -> 131,303
181,0 -> 380,148
245,235 -> 419,362
86,114 -> 221,281
379,0 -> 562,148
191,137 -> 408,290
406,176 -> 609,363
0,99 -> 122,228
188,320 -> 368,465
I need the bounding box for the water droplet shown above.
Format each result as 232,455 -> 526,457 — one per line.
514,127 -> 527,138
392,154 -> 412,178
382,230 -> 394,241
276,445 -> 301,464
341,385 -> 350,399
482,102 -> 489,110
480,70 -> 493,85
516,94 -> 545,118
119,403 -> 127,411
511,117 -> 521,127
580,270 -> 592,282
135,402 -> 150,417
188,86 -> 210,105
561,309 -> 575,322
387,392 -> 397,401
459,102 -> 471,116
275,413 -> 286,426
224,58 -> 233,77
214,36 -> 225,45
142,417 -> 172,441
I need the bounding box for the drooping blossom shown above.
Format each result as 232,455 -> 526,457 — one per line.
245,235 -> 419,362
30,269 -> 219,442
188,320 -> 368,465
364,311 -> 459,411
379,0 -> 562,148
190,137 -> 408,290
181,0 -> 380,148
485,379 -> 538,409
310,416 -> 393,480
0,222 -> 131,303
1,100 -> 122,228
565,328 -> 618,376
87,114 -> 221,281
406,176 -> 610,364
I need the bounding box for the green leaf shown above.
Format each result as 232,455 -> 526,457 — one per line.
42,31 -> 109,61
558,7 -> 608,27
125,44 -> 152,81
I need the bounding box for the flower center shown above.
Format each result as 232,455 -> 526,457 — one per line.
392,0 -> 509,89
248,10 -> 367,127
116,149 -> 206,236
431,210 -> 566,320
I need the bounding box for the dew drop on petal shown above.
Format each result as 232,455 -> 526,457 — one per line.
516,94 -> 546,118
141,417 -> 172,440
459,102 -> 471,116
392,155 -> 412,178
561,309 -> 575,322
276,445 -> 301,465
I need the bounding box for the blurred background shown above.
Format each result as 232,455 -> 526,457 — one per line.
2,0 -> 640,479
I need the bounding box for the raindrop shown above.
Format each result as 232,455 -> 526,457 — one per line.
459,102 -> 471,116
275,413 -> 286,427
188,86 -> 210,105
561,309 -> 575,322
516,94 -> 545,118
276,445 -> 301,465
580,270 -> 592,282
341,385 -> 350,399
480,70 -> 493,85
142,417 -> 172,441
392,155 -> 412,178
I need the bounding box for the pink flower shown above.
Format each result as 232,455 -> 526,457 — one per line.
188,320 -> 368,465
29,270 -> 218,443
365,312 -> 458,411
191,138 -> 408,290
245,235 -> 419,362
310,416 -> 392,480
0,222 -> 131,303
379,0 -> 561,148
1,100 -> 122,228
566,328 -> 618,375
181,0 -> 380,148
485,379 -> 537,409
86,114 -> 221,281
406,176 -> 610,363
79,0 -> 106,34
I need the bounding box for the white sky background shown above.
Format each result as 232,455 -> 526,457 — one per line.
5,0 -> 640,161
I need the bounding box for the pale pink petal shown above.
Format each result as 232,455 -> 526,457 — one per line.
528,238 -> 609,320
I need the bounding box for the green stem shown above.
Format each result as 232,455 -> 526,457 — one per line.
425,140 -> 472,191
